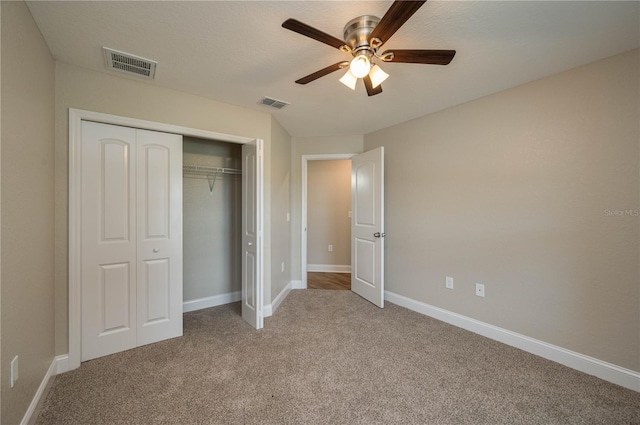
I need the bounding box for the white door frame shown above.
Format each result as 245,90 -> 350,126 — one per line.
301,153 -> 355,289
69,108 -> 263,370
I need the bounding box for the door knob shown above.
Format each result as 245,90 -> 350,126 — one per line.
248,242 -> 253,246
153,248 -> 159,253
373,232 -> 386,238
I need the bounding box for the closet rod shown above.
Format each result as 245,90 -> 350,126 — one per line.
182,164 -> 242,177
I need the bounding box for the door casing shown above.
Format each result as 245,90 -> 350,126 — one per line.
68,108 -> 263,371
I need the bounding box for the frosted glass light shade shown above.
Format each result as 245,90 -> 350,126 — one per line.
349,55 -> 371,78
369,65 -> 389,89
339,70 -> 357,90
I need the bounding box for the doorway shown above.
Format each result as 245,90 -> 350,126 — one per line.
306,158 -> 352,290
301,148 -> 385,307
301,154 -> 355,290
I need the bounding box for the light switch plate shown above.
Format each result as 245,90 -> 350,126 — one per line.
446,276 -> 454,289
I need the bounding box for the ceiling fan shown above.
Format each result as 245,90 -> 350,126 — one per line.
282,0 -> 456,96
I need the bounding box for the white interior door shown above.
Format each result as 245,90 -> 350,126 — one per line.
136,129 -> 183,346
351,147 -> 385,308
81,121 -> 137,361
241,139 -> 263,329
81,121 -> 183,361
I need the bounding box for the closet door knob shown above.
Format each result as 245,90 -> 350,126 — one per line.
153,248 -> 159,253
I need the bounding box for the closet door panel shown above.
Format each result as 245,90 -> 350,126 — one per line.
141,258 -> 170,322
143,146 -> 170,238
102,142 -> 130,241
81,121 -> 137,361
100,263 -> 132,331
136,129 -> 183,346
241,140 -> 262,329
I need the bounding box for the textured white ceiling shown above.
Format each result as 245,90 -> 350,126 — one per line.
27,1 -> 639,137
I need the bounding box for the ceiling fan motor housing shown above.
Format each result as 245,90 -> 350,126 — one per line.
343,15 -> 380,54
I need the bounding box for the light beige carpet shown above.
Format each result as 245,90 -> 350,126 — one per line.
36,290 -> 639,424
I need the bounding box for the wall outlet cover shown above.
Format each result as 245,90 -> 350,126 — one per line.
446,276 -> 454,289
475,283 -> 485,297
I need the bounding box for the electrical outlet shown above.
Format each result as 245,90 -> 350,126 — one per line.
286,212 -> 290,222
445,276 -> 454,290
475,283 -> 485,297
10,355 -> 18,388
281,261 -> 285,273
328,245 -> 333,252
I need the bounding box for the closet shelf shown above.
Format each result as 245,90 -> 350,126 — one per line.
183,164 -> 242,177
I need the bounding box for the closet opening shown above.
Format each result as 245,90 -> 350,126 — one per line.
182,137 -> 243,314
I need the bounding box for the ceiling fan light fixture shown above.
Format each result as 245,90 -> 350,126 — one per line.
339,70 -> 358,90
369,65 -> 389,89
349,54 -> 371,78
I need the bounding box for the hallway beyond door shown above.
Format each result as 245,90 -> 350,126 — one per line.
307,272 -> 350,290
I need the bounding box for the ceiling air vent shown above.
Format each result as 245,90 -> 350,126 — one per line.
103,47 -> 157,79
258,96 -> 290,110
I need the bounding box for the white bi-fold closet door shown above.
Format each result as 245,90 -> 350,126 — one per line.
81,121 -> 183,361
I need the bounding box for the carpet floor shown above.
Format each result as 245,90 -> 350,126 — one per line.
36,290 -> 640,424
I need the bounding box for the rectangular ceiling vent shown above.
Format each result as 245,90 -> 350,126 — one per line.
258,96 -> 290,110
103,47 -> 157,79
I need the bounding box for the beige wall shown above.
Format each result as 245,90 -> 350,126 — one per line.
1,2 -> 56,423
290,136 -> 364,281
364,49 -> 639,371
307,160 -> 351,267
183,137 -> 242,301
270,117 -> 292,300
54,62 -> 277,354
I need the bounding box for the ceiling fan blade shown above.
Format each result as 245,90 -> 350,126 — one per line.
368,1 -> 426,47
363,75 -> 383,96
383,49 -> 456,65
295,62 -> 348,85
283,19 -> 349,50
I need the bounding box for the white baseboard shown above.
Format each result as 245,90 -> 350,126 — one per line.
264,281 -> 292,317
307,264 -> 351,273
291,280 -> 305,289
183,291 -> 241,313
384,290 -> 640,392
54,354 -> 70,375
20,354 -> 68,425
